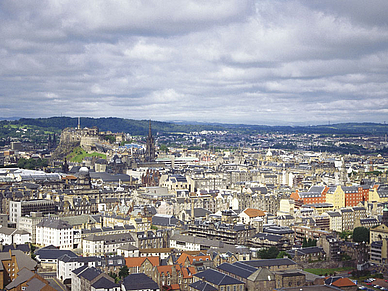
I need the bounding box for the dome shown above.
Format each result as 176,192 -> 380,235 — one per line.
79,167 -> 89,174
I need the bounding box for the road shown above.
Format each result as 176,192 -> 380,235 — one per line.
47,277 -> 68,291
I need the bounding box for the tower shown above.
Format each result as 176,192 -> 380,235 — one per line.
77,117 -> 81,130
145,120 -> 155,162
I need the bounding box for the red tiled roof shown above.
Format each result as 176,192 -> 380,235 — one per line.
332,278 -> 356,287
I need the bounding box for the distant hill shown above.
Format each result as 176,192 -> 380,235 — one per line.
0,117 -> 387,136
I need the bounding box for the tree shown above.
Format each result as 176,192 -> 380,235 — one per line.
353,227 -> 370,243
119,265 -> 129,279
302,237 -> 317,248
258,247 -> 279,259
277,251 -> 291,259
159,144 -> 169,153
339,230 -> 353,241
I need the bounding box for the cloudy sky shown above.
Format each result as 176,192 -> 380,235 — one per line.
1,0 -> 388,125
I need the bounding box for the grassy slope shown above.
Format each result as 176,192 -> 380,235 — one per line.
66,147 -> 106,163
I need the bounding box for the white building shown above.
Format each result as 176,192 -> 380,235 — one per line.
83,233 -> 136,256
0,227 -> 31,245
57,254 -> 101,282
36,218 -> 74,249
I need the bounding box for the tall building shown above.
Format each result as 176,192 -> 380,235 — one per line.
145,120 -> 156,162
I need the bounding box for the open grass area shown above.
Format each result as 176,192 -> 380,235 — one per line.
304,267 -> 354,275
67,147 -> 106,163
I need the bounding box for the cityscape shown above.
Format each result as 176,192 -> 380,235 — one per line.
1,1 -> 388,291
0,118 -> 387,291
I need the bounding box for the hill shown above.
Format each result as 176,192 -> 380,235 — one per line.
0,117 -> 387,137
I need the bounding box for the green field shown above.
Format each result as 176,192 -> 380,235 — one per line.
66,147 -> 106,163
304,267 -> 354,275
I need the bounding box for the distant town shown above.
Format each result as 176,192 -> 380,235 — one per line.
1,118 -> 388,291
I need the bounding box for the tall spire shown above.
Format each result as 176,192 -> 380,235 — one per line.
145,120 -> 155,162
78,117 -> 81,129
149,120 -> 152,138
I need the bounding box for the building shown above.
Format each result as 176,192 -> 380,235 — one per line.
191,268 -> 245,291
9,200 -> 56,224
36,218 -> 73,249
83,233 -> 136,256
121,273 -> 160,291
0,250 -> 37,289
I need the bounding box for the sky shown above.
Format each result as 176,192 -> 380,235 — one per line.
1,0 -> 388,126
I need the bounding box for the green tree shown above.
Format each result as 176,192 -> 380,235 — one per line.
352,227 -> 370,243
339,230 -> 353,241
258,247 -> 279,259
119,265 -> 129,279
159,144 -> 169,153
277,251 -> 291,259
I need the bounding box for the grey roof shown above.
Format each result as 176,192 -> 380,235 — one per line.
217,262 -> 254,279
92,276 -> 120,289
194,269 -> 244,286
235,258 -> 296,268
122,273 -> 159,290
171,233 -> 224,248
189,280 -> 218,291
286,247 -> 325,258
83,233 -> 135,244
118,243 -> 138,251
152,214 -> 178,227
12,250 -> 37,271
24,277 -> 47,291
37,218 -> 72,229
326,211 -> 341,217
35,248 -> 77,260
4,268 -> 34,290
185,208 -> 212,218
252,232 -> 284,242
78,267 -> 102,281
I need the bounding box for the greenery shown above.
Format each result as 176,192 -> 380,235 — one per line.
159,144 -> 169,153
302,238 -> 317,248
17,158 -> 48,170
1,117 -> 388,137
277,251 -> 291,259
339,230 -> 353,241
304,267 -> 354,276
66,147 -> 106,163
119,266 -> 129,279
341,253 -> 352,261
352,227 -> 370,243
109,271 -> 119,283
104,134 -> 116,143
258,247 -> 279,259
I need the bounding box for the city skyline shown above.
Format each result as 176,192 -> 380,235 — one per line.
1,0 -> 388,126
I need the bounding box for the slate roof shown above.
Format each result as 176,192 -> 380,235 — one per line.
35,248 -> 77,260
252,232 -> 284,242
194,269 -> 244,286
189,280 -> 217,291
286,247 -> 325,258
91,276 -> 120,289
4,268 -> 35,289
217,262 -> 254,279
25,277 -> 49,291
235,258 -> 296,268
152,214 -> 179,227
37,218 -> 72,229
78,267 -> 102,281
122,273 -> 159,290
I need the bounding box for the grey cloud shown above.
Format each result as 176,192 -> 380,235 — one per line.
0,0 -> 387,125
